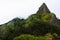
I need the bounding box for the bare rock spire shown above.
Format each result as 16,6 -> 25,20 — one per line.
37,3 -> 50,14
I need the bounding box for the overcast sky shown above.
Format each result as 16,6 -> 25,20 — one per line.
0,0 -> 60,24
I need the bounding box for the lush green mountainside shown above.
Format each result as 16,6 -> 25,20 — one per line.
0,3 -> 60,40
0,18 -> 25,40
25,13 -> 58,26
24,12 -> 59,35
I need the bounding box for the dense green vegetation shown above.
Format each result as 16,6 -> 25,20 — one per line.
14,34 -> 45,40
0,13 -> 59,40
0,3 -> 60,40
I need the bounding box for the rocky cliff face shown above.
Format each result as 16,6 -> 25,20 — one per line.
37,3 -> 50,14
49,14 -> 58,25
36,3 -> 58,25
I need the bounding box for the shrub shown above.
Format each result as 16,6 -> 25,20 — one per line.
14,34 -> 45,40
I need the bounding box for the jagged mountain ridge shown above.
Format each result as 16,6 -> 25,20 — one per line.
0,3 -> 59,28
0,3 -> 59,30
0,3 -> 59,26
26,3 -> 59,25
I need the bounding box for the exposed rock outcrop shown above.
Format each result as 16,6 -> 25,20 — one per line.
36,3 -> 58,25
37,3 -> 50,14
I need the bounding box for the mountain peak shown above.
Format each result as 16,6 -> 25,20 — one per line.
37,3 -> 51,14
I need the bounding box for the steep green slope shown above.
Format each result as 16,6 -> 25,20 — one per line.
24,3 -> 59,36
24,12 -> 59,35
25,13 -> 57,27
0,17 -> 25,40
